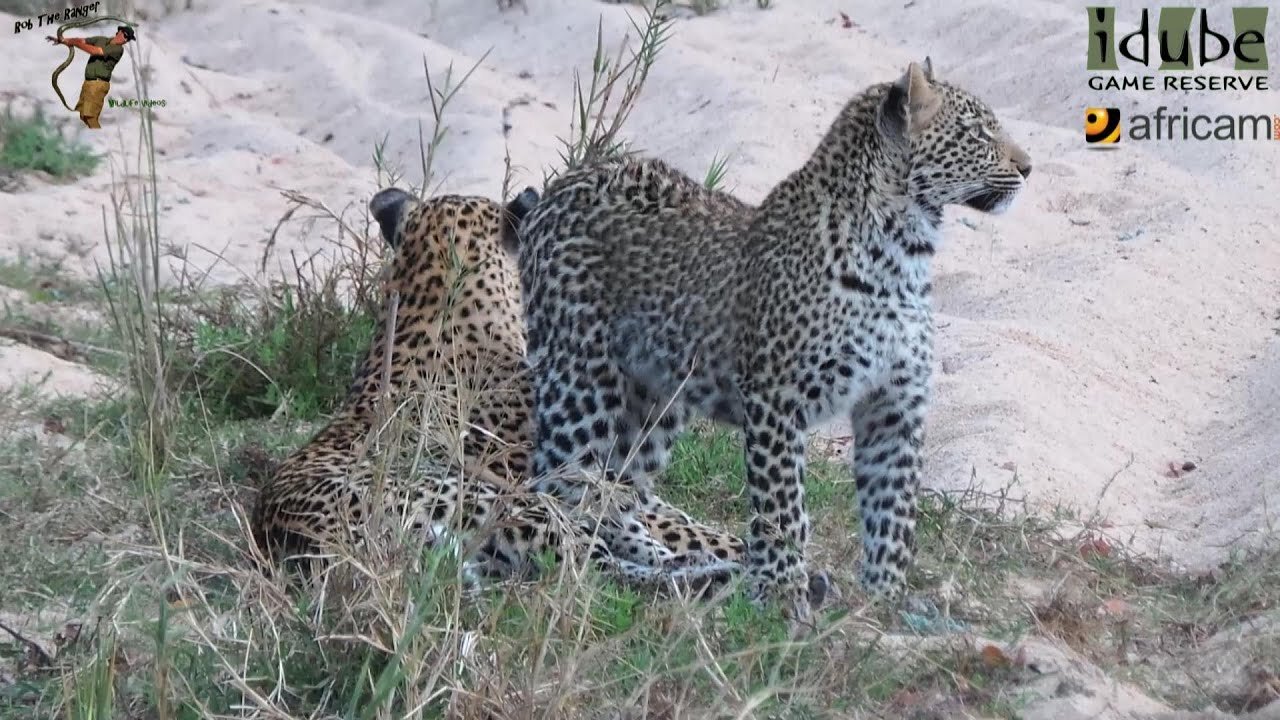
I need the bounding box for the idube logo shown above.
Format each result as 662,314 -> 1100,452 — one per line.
1086,6 -> 1269,92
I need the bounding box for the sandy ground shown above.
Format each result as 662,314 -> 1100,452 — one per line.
0,1 -> 1278,714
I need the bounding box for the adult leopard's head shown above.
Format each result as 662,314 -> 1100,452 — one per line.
879,59 -> 1032,215
369,186 -> 539,254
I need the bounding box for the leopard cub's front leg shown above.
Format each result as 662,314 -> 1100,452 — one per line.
849,369 -> 928,600
741,394 -> 815,620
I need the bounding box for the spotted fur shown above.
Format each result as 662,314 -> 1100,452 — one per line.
251,189 -> 749,587
516,60 -> 1032,618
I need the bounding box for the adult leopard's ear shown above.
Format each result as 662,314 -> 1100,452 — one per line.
370,187 -> 413,248
501,186 -> 539,256
880,60 -> 941,139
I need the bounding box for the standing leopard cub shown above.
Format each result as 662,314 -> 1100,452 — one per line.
517,60 -> 1031,619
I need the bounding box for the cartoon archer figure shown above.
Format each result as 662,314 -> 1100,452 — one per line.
46,23 -> 136,129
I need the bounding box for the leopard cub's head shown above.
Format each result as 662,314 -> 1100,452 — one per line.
878,59 -> 1032,215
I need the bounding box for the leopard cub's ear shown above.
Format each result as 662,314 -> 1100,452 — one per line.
369,187 -> 414,248
880,59 -> 942,139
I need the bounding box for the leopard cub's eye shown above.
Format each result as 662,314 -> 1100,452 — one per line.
970,122 -> 994,141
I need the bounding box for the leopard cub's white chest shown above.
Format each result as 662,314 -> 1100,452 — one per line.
826,244 -> 934,386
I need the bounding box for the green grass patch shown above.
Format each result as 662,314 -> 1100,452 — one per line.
0,110 -> 98,178
170,282 -> 378,423
0,256 -> 133,379
664,425 -> 856,523
0,256 -> 103,305
4,389 -> 1278,718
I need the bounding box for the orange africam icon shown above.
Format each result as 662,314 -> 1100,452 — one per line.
1085,107 -> 1121,144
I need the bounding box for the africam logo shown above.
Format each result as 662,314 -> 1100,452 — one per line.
1086,106 -> 1280,145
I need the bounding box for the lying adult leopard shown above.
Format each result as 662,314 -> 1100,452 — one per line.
516,59 -> 1032,619
252,187 -> 751,588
